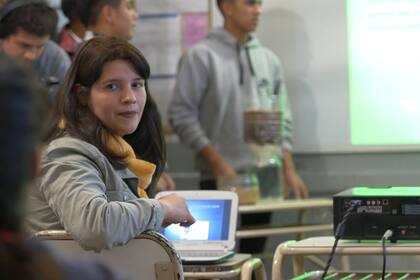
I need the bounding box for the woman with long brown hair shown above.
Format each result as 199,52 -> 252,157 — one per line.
26,36 -> 194,251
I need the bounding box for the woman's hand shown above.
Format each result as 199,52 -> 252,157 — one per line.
158,194 -> 195,227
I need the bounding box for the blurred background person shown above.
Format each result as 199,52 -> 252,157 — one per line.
82,0 -> 137,41
0,54 -> 123,280
0,0 -> 70,101
58,0 -> 87,58
168,0 -> 308,255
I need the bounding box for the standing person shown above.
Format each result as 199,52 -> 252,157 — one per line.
0,54 -> 124,279
57,0 -> 136,59
26,37 -> 195,252
0,0 -> 70,100
168,0 -> 308,254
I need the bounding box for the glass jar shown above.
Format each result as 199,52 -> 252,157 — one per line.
217,173 -> 260,205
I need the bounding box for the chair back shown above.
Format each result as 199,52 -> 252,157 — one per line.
35,230 -> 183,280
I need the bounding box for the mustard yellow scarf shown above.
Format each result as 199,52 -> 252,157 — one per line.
102,133 -> 156,198
59,119 -> 155,198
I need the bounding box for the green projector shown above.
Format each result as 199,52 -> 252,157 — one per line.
333,186 -> 420,241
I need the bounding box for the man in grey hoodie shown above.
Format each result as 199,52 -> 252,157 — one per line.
169,0 -> 308,253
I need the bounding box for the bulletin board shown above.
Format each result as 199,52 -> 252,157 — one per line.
133,0 -> 212,133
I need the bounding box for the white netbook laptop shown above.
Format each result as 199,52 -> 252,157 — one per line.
155,190 -> 239,263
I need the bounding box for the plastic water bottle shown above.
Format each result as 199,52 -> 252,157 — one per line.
257,157 -> 282,199
244,97 -> 283,199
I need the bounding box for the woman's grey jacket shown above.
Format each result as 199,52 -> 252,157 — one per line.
26,136 -> 164,252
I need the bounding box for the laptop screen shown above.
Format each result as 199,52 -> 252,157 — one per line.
162,199 -> 232,241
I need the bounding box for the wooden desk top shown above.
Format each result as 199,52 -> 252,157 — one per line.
238,198 -> 332,213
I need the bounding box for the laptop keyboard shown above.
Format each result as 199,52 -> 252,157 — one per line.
180,251 -> 227,258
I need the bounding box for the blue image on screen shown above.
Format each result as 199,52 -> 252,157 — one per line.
162,199 -> 231,241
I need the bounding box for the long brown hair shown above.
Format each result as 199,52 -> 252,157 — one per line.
45,36 -> 166,180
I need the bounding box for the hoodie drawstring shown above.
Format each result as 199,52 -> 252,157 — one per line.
236,42 -> 244,85
237,42 -> 256,86
245,45 -> 256,77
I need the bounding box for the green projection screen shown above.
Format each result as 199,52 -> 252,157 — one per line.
348,0 -> 420,146
256,0 -> 420,153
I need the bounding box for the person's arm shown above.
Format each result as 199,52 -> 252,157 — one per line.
168,48 -> 211,154
36,41 -> 71,101
36,41 -> 71,82
40,149 -> 165,252
272,54 -> 308,199
169,49 -> 237,179
199,144 -> 236,178
48,41 -> 71,81
282,150 -> 308,199
278,83 -> 308,198
278,77 -> 294,152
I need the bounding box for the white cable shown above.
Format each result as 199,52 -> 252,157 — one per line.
381,229 -> 394,280
382,229 -> 393,240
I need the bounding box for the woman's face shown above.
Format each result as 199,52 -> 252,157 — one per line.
88,59 -> 146,136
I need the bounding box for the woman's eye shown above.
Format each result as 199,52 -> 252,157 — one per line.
106,83 -> 118,91
132,81 -> 145,88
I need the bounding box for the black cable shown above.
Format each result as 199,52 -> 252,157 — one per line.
322,200 -> 360,279
382,238 -> 386,280
321,237 -> 340,279
381,229 -> 393,280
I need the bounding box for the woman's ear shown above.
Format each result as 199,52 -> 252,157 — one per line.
74,84 -> 89,106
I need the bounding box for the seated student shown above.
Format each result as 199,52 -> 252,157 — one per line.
59,0 -> 87,59
0,0 -> 70,100
0,54 -> 123,279
26,36 -> 195,252
81,0 -> 138,41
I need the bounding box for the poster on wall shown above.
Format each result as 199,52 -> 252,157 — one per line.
133,14 -> 182,77
137,0 -> 208,14
133,0 -> 210,132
